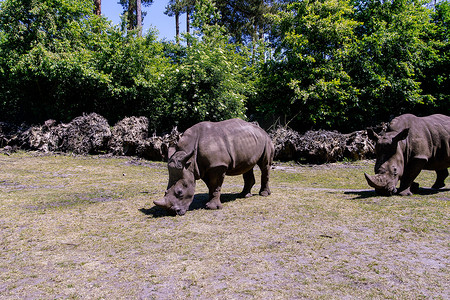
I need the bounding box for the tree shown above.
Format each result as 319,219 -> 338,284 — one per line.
119,0 -> 153,36
250,0 -> 447,131
1,0 -> 447,132
94,0 -> 101,15
253,0 -> 360,130
165,0 -> 183,40
349,0 -> 438,124
165,0 -> 196,38
419,0 -> 450,114
0,0 -> 172,126
163,0 -> 252,129
137,0 -> 142,35
0,0 -> 99,122
214,0 -> 279,44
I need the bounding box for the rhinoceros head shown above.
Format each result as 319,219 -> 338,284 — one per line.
154,149 -> 196,216
364,128 -> 409,195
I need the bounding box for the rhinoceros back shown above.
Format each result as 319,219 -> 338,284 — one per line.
389,114 -> 450,169
177,119 -> 274,178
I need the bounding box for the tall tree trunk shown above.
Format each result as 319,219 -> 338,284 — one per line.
175,12 -> 180,42
94,0 -> 101,15
136,0 -> 142,36
127,1 -> 134,32
186,7 -> 191,46
186,7 -> 190,34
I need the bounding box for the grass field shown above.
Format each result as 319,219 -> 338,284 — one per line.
0,152 -> 448,299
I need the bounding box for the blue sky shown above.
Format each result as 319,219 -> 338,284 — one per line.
102,1 -> 186,41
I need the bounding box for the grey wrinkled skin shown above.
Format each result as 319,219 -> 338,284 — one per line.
154,119 -> 274,215
365,114 -> 450,196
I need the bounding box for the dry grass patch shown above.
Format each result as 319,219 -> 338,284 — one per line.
0,152 -> 448,299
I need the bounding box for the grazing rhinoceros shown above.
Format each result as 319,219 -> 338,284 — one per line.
365,114 -> 450,196
154,119 -> 274,215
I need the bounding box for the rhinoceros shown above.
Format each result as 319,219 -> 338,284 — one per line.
365,114 -> 450,196
154,119 -> 274,215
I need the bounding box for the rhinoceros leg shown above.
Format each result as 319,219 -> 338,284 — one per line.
239,169 -> 256,198
203,167 -> 226,210
432,169 -> 448,189
258,162 -> 271,197
398,158 -> 427,196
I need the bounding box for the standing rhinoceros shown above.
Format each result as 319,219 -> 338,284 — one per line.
365,114 -> 450,196
154,119 -> 274,215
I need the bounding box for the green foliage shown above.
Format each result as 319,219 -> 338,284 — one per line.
162,0 -> 252,129
118,0 -> 153,33
0,0 -> 92,53
0,0 -> 253,132
254,0 -> 361,129
251,0 -> 448,131
420,0 -> 450,114
0,0 -> 99,121
0,0 -> 170,125
0,0 -> 448,133
214,0 -> 278,44
349,0 -> 438,124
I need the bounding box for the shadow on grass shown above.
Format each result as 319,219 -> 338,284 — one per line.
415,187 -> 449,195
139,192 -> 241,217
344,190 -> 377,199
139,206 -> 172,218
345,187 -> 449,199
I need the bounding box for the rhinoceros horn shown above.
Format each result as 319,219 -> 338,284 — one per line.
364,173 -> 386,189
154,198 -> 169,208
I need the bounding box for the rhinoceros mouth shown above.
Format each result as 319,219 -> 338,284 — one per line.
174,208 -> 186,216
365,173 -> 397,196
153,199 -> 187,216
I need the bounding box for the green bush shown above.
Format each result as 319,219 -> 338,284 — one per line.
249,0 -> 448,131
0,0 -> 252,132
0,0 -> 448,133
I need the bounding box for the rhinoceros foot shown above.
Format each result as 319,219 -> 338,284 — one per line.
206,200 -> 223,210
398,188 -> 413,196
259,189 -> 271,197
238,192 -> 253,198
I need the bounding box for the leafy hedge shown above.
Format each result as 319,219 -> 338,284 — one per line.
0,0 -> 448,133
0,0 -> 251,132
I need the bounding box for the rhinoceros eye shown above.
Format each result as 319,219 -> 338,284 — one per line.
393,167 -> 398,176
175,189 -> 183,197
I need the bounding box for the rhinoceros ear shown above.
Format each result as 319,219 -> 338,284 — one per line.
169,150 -> 195,169
393,128 -> 409,143
367,128 -> 380,142
168,147 -> 176,160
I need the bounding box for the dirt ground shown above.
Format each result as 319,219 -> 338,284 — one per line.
0,153 -> 448,299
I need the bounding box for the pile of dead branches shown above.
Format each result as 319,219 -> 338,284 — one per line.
1,114 -> 375,163
269,127 -> 375,163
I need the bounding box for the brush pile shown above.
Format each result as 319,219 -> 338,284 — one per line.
1,114 -> 374,163
270,127 -> 375,163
